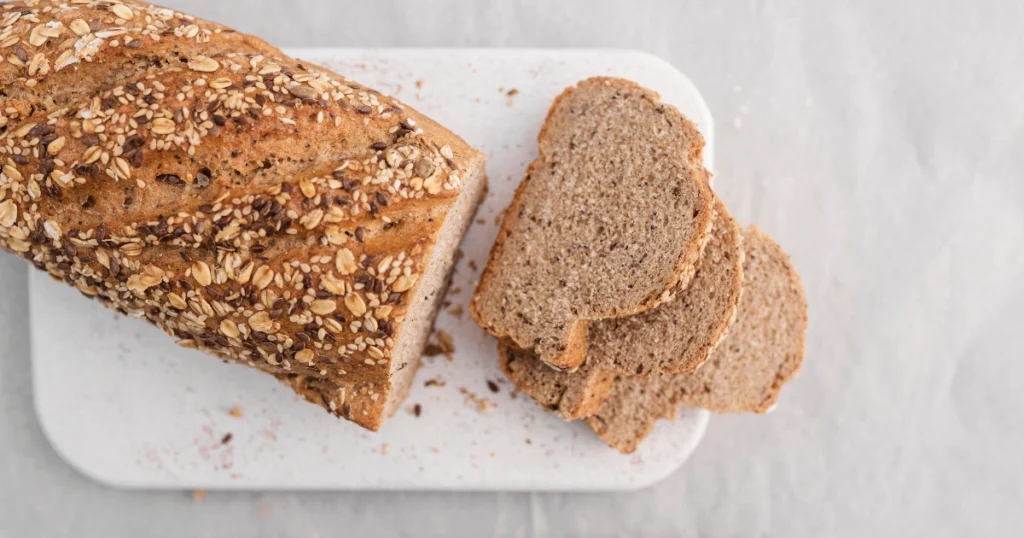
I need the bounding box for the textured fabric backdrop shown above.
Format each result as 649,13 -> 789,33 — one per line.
2,1 -> 1021,536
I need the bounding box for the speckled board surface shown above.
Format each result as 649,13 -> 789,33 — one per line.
29,49 -> 712,491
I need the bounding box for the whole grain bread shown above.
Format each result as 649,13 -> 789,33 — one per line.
471,77 -> 714,371
500,198 -> 744,419
586,226 -> 808,453
0,0 -> 486,431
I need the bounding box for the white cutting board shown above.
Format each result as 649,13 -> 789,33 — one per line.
28,49 -> 713,491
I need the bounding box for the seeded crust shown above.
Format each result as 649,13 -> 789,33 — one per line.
471,77 -> 714,371
585,226 -> 808,453
0,0 -> 486,431
499,198 -> 744,419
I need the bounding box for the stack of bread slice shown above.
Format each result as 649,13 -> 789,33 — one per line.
471,77 -> 808,453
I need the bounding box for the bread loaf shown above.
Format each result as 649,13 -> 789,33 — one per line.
0,0 -> 486,430
470,77 -> 714,371
500,198 -> 744,419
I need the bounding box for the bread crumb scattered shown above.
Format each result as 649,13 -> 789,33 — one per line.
424,377 -> 446,388
436,330 -> 455,360
228,405 -> 243,418
525,438 -> 532,445
447,304 -> 464,318
476,218 -> 486,225
221,433 -> 233,444
486,380 -> 500,393
191,490 -> 207,503
494,214 -> 502,225
467,259 -> 478,271
429,446 -> 440,453
449,287 -> 462,295
506,88 -> 519,106
416,79 -> 424,89
413,403 -> 422,417
459,387 -> 496,413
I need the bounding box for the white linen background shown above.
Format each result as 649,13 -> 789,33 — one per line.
1,1 -> 1021,536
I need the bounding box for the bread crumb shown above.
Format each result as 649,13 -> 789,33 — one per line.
221,433 -> 233,444
525,438 -> 532,445
486,380 -> 500,393
449,287 -> 462,295
498,86 -> 504,93
494,214 -> 502,225
506,88 -> 519,106
436,330 -> 455,360
424,377 -> 446,388
413,403 -> 422,417
459,387 -> 496,413
191,490 -> 207,503
467,259 -> 478,271
416,79 -> 424,89
228,405 -> 243,418
447,304 -> 464,318
429,446 -> 440,453
476,218 -> 486,225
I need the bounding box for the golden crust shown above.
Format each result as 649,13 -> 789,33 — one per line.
0,0 -> 483,430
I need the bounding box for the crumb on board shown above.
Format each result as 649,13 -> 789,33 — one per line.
413,403 -> 422,417
467,259 -> 478,271
510,388 -> 520,400
430,446 -> 440,454
447,304 -> 464,318
498,86 -> 504,92
422,327 -> 454,360
525,438 -> 532,445
191,490 -> 207,503
228,405 -> 243,418
416,79 -> 424,89
449,287 -> 462,295
475,97 -> 481,103
221,433 -> 233,444
506,88 -> 519,106
424,377 -> 446,388
494,214 -> 502,225
459,387 -> 496,413
487,380 -> 500,393
476,218 -> 486,225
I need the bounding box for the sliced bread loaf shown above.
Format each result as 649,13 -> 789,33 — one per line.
499,198 -> 744,419
471,77 -> 715,370
586,226 -> 808,453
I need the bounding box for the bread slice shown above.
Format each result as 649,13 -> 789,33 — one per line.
586,226 -> 808,453
499,340 -> 616,419
471,77 -> 715,370
499,198 -> 744,419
